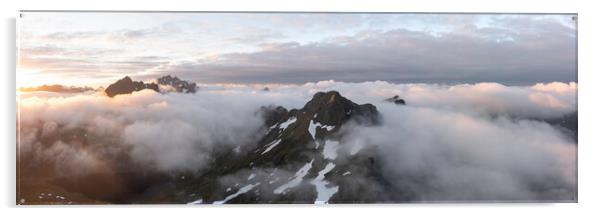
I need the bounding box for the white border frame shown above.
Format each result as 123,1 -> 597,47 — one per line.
2,0 -> 600,215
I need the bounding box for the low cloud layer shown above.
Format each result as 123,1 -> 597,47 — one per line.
340,104 -> 575,200
17,81 -> 577,201
19,90 -> 271,173
201,80 -> 577,119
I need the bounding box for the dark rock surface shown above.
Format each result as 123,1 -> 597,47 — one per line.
104,76 -> 159,97
146,91 -> 392,204
257,105 -> 289,127
157,75 -> 197,93
302,91 -> 380,126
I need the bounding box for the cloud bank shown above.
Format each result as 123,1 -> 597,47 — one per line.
17,80 -> 577,201
339,104 -> 575,201
18,90 -> 275,173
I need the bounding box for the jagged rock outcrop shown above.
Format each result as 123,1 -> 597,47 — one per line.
257,105 -> 289,127
104,76 -> 159,97
385,95 -> 406,105
302,91 -> 380,126
157,75 -> 197,93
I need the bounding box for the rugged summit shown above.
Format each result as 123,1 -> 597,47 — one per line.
302,91 -> 379,126
104,76 -> 159,97
251,91 -> 380,165
154,91 -> 392,204
157,75 -> 197,93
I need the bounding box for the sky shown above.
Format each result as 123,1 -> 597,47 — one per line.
17,12 -> 577,87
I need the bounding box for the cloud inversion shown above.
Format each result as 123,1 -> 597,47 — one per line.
17,81 -> 577,202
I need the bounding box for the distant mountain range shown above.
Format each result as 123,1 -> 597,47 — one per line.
18,76 -> 198,97
105,75 -> 197,97
19,84 -> 95,93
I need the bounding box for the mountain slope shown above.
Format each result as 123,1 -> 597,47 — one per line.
144,91 -> 403,204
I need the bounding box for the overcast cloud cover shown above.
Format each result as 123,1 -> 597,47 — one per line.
18,81 -> 577,201
18,13 -> 576,86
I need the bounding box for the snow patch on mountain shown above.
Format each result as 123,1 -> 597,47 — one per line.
188,198 -> 203,204
309,120 -> 319,139
274,159 -> 314,194
311,162 -> 339,204
213,182 -> 260,204
308,120 -> 336,140
279,117 -> 297,130
261,139 -> 282,155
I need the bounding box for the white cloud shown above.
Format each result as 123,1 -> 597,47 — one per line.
339,104 -> 576,200
201,80 -> 576,119
18,90 -> 271,172
17,80 -> 577,201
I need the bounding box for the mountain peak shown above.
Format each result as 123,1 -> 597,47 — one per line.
105,76 -> 159,97
159,91 -> 383,204
247,91 -> 379,160
157,75 -> 197,93
302,91 -> 379,126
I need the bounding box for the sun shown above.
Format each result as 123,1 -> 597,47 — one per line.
16,68 -> 41,88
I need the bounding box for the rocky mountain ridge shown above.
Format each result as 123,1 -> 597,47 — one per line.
157,75 -> 197,93
146,91 -> 399,204
104,76 -> 160,97
104,75 -> 198,97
